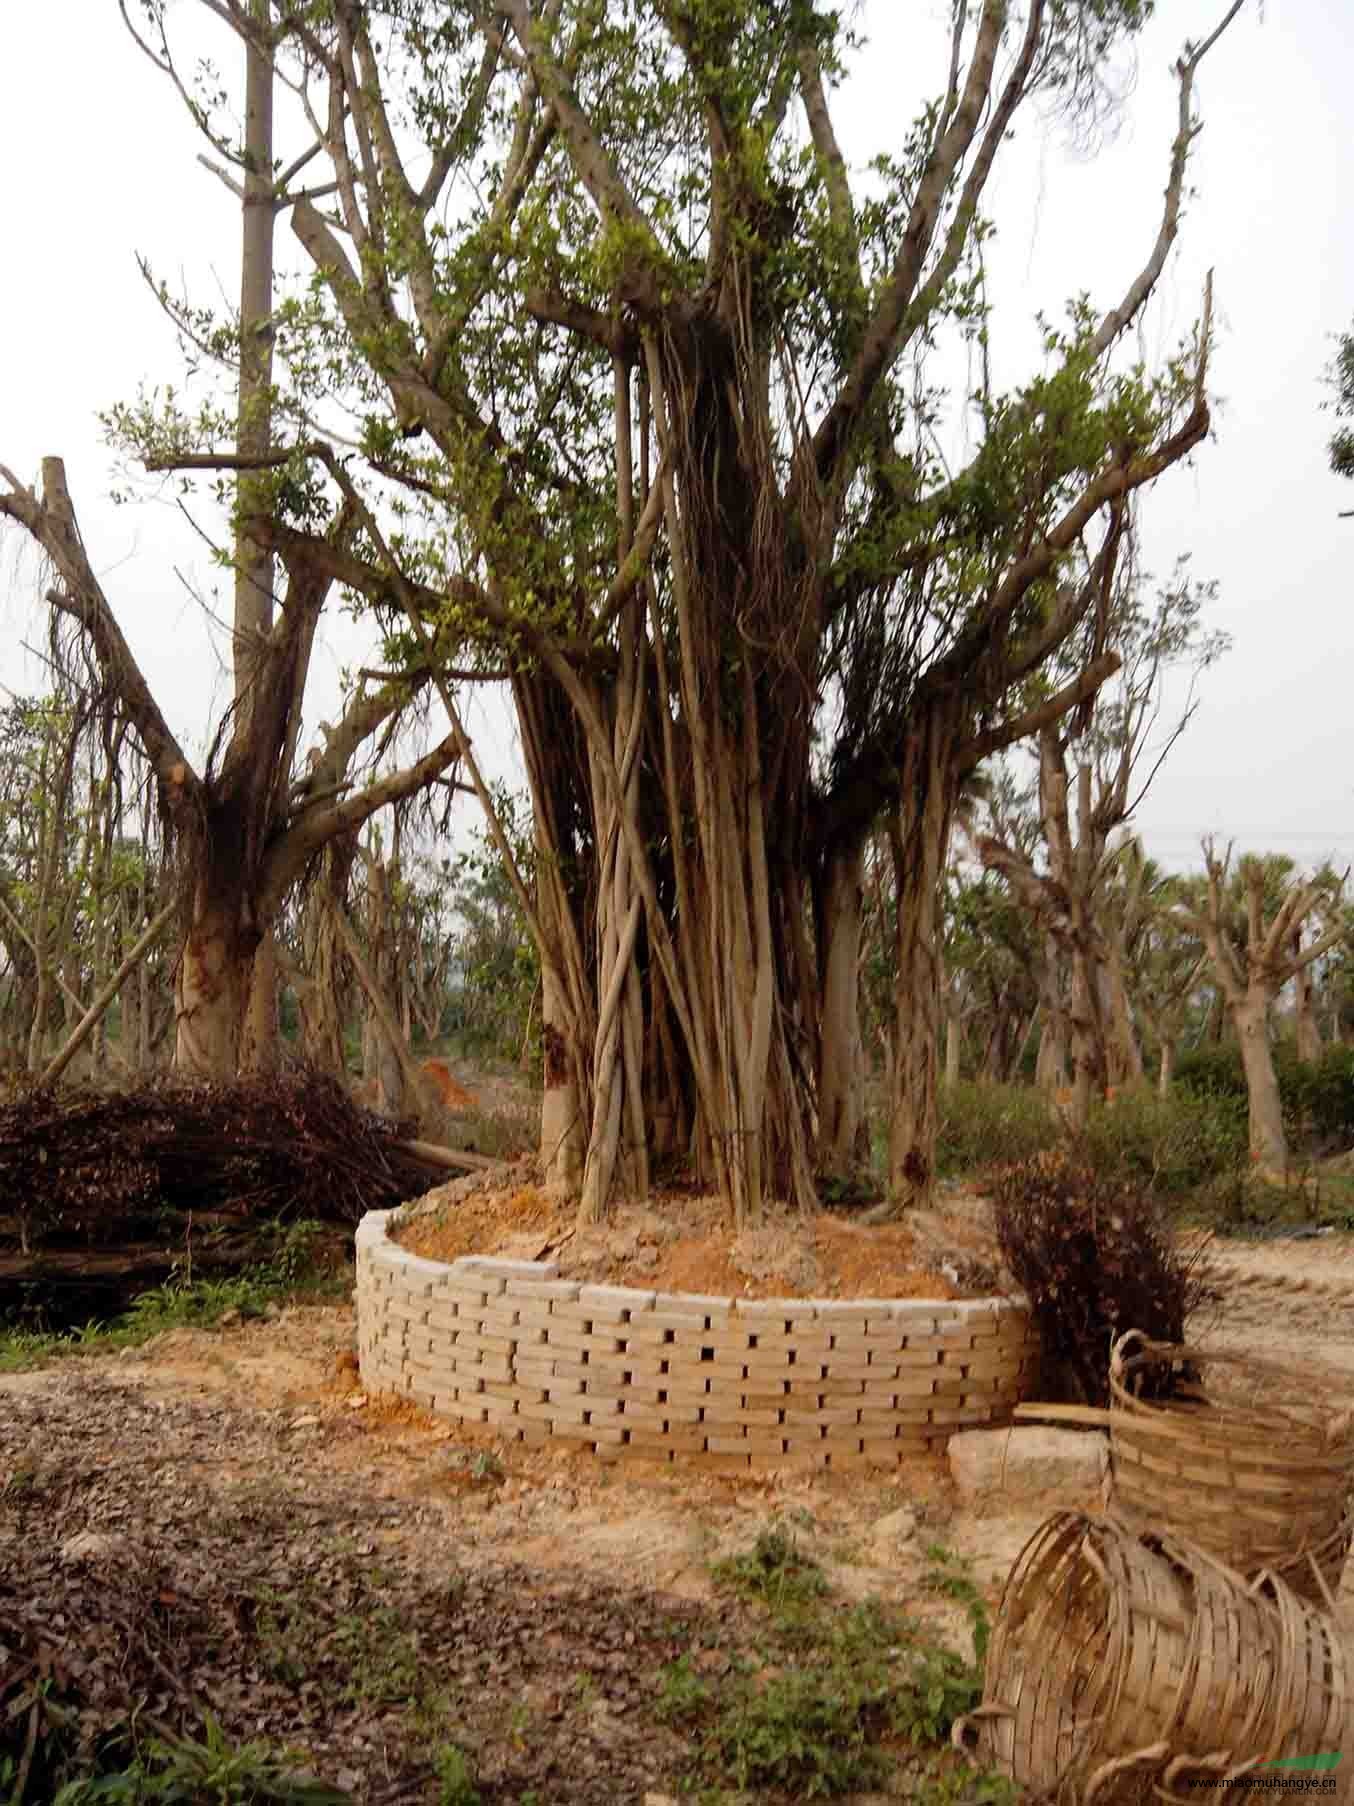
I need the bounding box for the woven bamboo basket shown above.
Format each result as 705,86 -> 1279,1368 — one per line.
1108,1330 -> 1354,1603
954,1511 -> 1354,1805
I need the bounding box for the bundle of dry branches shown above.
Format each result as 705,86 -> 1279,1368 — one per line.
0,1069 -> 452,1249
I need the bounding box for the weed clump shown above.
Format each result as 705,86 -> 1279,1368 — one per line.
992,1149 -> 1216,1406
668,1529 -> 1005,1798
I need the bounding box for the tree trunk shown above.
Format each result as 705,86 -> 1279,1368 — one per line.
884,706 -> 957,1211
944,1011 -> 962,1091
1158,1037 -> 1175,1096
1292,930 -> 1322,1063
1235,989 -> 1286,1168
817,844 -> 866,1173
175,892 -> 254,1075
1104,940 -> 1144,1084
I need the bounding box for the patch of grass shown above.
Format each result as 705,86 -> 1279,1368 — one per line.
0,1221 -> 346,1372
668,1532 -> 994,1798
50,1714 -> 350,1804
431,1741 -> 481,1806
711,1522 -> 829,1617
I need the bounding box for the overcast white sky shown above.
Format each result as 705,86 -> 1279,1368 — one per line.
2,2 -> 1351,872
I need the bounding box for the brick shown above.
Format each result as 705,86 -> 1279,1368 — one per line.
740,1433 -> 789,1456
504,1277 -> 581,1303
543,1399 -> 590,1426
483,1382 -> 546,1405
444,1267 -> 507,1299
740,1390 -> 791,1411
461,1257 -> 559,1280
545,1379 -> 586,1401
785,1376 -> 862,1399
622,1432 -> 678,1460
547,1328 -> 627,1357
451,1332 -> 517,1361
656,1403 -> 704,1425
731,1299 -> 799,1323
784,1404 -> 860,1428
516,1400 -> 564,1426
660,1385 -> 712,1408
619,1321 -> 677,1344
425,1304 -> 465,1332
727,1408 -> 783,1429
654,1291 -> 734,1320
579,1284 -> 657,1318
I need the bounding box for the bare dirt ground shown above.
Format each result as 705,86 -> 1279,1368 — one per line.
394,1172 -> 1003,1300
6,1212 -> 1354,1802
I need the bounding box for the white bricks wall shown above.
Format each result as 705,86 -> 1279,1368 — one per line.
355,1210 -> 1039,1472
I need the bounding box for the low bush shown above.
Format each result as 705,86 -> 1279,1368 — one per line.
1078,1083 -> 1247,1194
936,1078 -> 1246,1198
936,1082 -> 1059,1176
1175,1041 -> 1354,1154
992,1149 -> 1216,1405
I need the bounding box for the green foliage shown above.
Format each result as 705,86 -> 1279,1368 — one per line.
711,1522 -> 829,1616
0,1222 -> 341,1372
51,1716 -> 349,1805
937,1081 -> 1060,1176
441,794 -> 539,1068
1077,1083 -> 1247,1193
670,1532 -> 992,1798
432,1743 -> 481,1806
1177,1042 -> 1354,1153
992,1150 -> 1215,1405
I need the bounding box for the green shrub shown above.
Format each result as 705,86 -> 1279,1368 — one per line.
1078,1084 -> 1246,1194
936,1082 -> 1059,1176
992,1150 -> 1216,1405
1176,1041 -> 1354,1154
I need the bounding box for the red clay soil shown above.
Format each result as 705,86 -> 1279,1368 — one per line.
392,1178 -> 1001,1301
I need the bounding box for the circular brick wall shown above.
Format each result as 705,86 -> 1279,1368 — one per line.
356,1209 -> 1039,1474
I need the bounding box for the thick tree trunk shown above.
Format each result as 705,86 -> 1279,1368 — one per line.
174,893 -> 254,1076
884,707 -> 957,1211
817,844 -> 866,1173
1235,989 -> 1286,1167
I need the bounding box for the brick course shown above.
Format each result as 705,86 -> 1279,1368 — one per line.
354,1209 -> 1037,1471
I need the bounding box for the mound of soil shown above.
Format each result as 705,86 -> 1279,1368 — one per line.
393,1174 -> 1008,1300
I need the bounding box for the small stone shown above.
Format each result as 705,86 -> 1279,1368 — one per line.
61,1530 -> 121,1564
644,1795 -> 680,1806
948,1425 -> 1108,1506
346,1394 -> 368,1411
870,1506 -> 918,1550
263,1302 -> 282,1321
218,1307 -> 241,1327
289,1413 -> 321,1430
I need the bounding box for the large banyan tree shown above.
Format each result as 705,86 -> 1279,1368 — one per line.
113,0 -> 1243,1221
